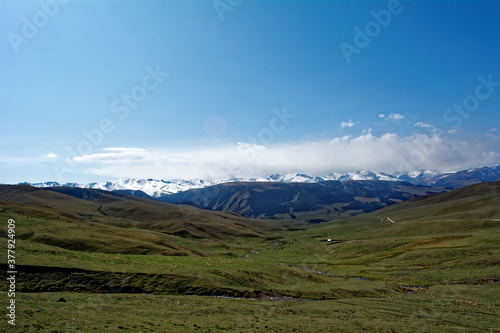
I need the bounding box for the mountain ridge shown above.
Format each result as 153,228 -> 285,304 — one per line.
159,180 -> 447,220
16,164 -> 500,198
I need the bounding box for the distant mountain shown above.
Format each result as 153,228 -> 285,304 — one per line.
20,179 -> 227,198
17,165 -> 500,198
159,180 -> 446,221
421,165 -> 500,188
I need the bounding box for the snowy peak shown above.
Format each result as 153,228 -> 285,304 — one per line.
19,165 -> 500,198
265,173 -> 325,183
84,178 -> 229,197
392,170 -> 444,184
336,171 -> 399,182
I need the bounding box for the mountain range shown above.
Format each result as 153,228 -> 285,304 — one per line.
159,180 -> 446,220
18,164 -> 500,198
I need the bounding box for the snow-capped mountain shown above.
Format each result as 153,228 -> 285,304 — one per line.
23,179 -> 229,198
265,173 -> 329,183
19,165 -> 500,198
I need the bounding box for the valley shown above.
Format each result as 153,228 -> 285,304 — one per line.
0,181 -> 499,332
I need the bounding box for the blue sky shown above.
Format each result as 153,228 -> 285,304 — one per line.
1,0 -> 499,183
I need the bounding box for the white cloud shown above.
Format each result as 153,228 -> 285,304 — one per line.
448,130 -> 458,135
415,122 -> 433,128
487,128 -> 500,139
46,153 -> 58,159
379,113 -> 405,121
73,147 -> 148,163
68,133 -> 500,180
389,113 -> 405,120
340,119 -> 358,128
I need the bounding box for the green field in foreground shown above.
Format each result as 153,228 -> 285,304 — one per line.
2,284 -> 499,332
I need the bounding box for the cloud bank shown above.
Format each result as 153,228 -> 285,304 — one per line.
66,133 -> 499,180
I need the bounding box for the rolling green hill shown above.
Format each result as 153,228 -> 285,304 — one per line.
0,199 -> 196,256
313,180 -> 500,238
0,185 -> 272,240
0,182 -> 498,331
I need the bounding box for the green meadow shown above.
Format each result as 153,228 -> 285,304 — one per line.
4,284 -> 499,332
1,182 -> 499,331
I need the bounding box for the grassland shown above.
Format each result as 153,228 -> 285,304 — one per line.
1,182 -> 499,331
2,284 -> 499,332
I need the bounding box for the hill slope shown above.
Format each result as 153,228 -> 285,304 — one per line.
0,199 -> 196,256
0,185 -> 270,240
313,180 -> 500,239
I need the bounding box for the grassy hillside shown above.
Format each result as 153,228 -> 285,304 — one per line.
0,200 -> 196,256
313,180 -> 500,238
0,182 -> 499,331
0,185 -> 272,239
